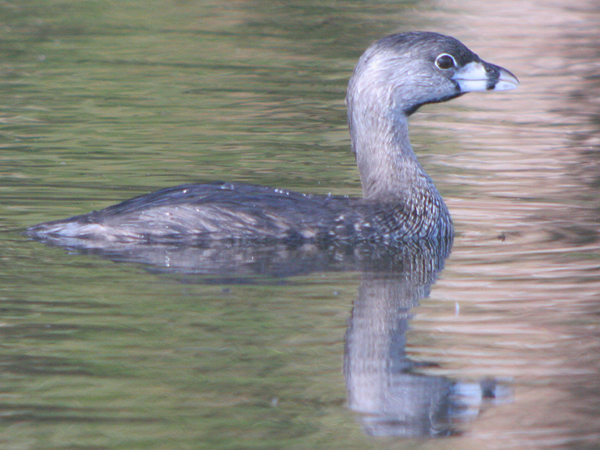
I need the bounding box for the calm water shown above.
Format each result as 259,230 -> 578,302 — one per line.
2,0 -> 600,449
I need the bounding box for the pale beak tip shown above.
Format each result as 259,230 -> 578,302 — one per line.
495,69 -> 519,91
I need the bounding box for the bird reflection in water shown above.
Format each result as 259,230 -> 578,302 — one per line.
343,238 -> 511,437
42,236 -> 511,438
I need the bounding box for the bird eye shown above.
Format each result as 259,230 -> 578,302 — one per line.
435,53 -> 456,70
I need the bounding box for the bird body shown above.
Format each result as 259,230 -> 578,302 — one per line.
28,182 -> 451,245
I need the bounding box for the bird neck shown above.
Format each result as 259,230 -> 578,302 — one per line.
349,108 -> 436,202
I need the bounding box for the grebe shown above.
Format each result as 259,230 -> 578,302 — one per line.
27,32 -> 518,246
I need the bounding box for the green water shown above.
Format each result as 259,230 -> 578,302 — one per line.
3,0 -> 600,449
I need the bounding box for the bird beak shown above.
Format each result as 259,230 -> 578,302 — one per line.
453,60 -> 519,92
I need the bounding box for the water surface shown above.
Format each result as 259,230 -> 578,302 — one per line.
2,0 -> 600,449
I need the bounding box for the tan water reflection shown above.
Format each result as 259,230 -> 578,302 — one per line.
405,0 -> 600,448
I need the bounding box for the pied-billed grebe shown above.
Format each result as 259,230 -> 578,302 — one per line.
27,32 -> 518,246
